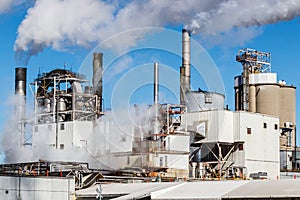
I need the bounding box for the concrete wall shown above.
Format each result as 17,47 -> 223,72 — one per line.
0,176 -> 75,200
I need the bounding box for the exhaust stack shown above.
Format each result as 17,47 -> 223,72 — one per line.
15,67 -> 27,147
15,67 -> 27,120
93,53 -> 103,112
180,29 -> 191,105
153,62 -> 160,135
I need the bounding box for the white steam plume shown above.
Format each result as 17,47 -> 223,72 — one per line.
14,0 -> 300,65
187,0 -> 300,34
0,0 -> 33,14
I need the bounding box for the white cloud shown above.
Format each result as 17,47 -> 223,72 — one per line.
14,0 -> 300,65
0,0 -> 26,14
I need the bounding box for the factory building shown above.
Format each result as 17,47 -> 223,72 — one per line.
184,110 -> 280,179
1,28 -> 296,200
235,49 -> 296,170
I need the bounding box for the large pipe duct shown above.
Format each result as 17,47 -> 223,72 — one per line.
15,67 -> 27,120
180,29 -> 191,105
93,53 -> 103,112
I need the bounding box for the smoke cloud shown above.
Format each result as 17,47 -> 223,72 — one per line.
0,0 -> 24,14
14,0 -> 300,65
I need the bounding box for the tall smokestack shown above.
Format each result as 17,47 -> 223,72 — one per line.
153,62 -> 160,135
15,67 -> 27,120
93,53 -> 103,112
154,62 -> 159,105
15,67 -> 27,147
180,29 -> 191,105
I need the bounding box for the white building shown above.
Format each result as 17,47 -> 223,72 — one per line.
183,110 -> 280,179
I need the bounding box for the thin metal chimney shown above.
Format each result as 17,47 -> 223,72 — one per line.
153,62 -> 160,135
15,67 -> 27,147
180,29 -> 191,105
15,67 -> 27,120
154,62 -> 159,105
93,53 -> 103,112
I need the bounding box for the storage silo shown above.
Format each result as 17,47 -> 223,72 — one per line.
256,84 -> 280,117
279,85 -> 296,148
185,89 -> 225,112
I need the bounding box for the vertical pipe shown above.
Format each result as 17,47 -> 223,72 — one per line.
180,29 -> 191,105
154,62 -> 159,105
15,68 -> 27,120
93,53 -> 103,112
249,85 -> 256,112
153,63 -> 160,135
15,67 -> 27,147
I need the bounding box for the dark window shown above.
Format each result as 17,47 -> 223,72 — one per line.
5,190 -> 9,194
238,144 -> 243,151
274,124 -> 278,130
60,123 -> 64,130
247,128 -> 251,134
60,144 -> 64,150
263,123 -> 267,129
205,94 -> 212,104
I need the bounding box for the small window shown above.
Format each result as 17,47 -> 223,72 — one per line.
263,123 -> 267,129
238,144 -> 243,151
160,157 -> 163,167
247,128 -> 251,134
60,123 -> 64,130
60,144 -> 64,150
5,190 -> 9,194
205,94 -> 212,104
274,124 -> 278,130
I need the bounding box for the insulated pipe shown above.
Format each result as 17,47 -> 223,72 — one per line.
15,67 -> 27,120
93,53 -> 103,112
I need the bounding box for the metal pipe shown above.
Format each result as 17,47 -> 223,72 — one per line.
180,29 -> 191,105
93,53 -> 103,112
15,67 -> 26,121
182,29 -> 191,90
153,62 -> 160,135
154,62 -> 159,105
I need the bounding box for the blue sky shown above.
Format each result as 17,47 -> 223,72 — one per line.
0,2 -> 299,144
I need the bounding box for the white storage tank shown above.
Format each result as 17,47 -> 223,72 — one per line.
185,89 -> 225,112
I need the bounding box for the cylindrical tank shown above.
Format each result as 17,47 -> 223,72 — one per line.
279,85 -> 296,127
248,85 -> 256,112
186,90 -> 225,112
280,85 -> 296,148
256,84 -> 280,117
58,98 -> 66,111
44,98 -> 51,112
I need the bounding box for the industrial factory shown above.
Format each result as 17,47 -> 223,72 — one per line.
0,29 -> 297,199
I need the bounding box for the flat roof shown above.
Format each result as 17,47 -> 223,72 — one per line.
76,180 -> 300,199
